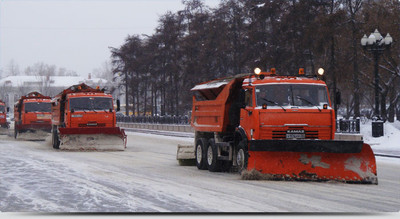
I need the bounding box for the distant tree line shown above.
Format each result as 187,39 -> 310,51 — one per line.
110,0 -> 400,122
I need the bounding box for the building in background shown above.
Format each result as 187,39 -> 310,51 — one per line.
0,75 -> 118,116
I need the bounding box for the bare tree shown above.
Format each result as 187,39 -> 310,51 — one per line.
6,60 -> 20,76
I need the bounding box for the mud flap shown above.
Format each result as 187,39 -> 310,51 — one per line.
247,141 -> 377,184
177,144 -> 196,166
59,127 -> 126,151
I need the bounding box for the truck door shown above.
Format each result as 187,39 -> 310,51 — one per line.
240,88 -> 255,140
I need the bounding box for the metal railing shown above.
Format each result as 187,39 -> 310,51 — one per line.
117,115 -> 361,134
336,118 -> 360,133
116,115 -> 190,125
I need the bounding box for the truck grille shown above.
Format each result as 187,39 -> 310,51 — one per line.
272,130 -> 318,139
78,123 -> 106,127
31,120 -> 50,124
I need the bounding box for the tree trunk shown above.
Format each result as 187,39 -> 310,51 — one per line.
125,71 -> 129,116
151,83 -> 154,116
143,77 -> 148,116
137,71 -> 140,116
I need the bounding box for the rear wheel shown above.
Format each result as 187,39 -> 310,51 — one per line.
207,139 -> 222,172
195,138 -> 208,170
52,126 -> 60,149
14,128 -> 18,139
236,140 -> 249,174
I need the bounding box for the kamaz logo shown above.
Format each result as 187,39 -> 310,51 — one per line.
287,130 -> 304,134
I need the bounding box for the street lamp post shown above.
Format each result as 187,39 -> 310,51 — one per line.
361,29 -> 392,138
361,29 -> 393,119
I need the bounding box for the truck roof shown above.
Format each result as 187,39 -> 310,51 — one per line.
24,98 -> 52,103
55,83 -> 105,97
191,73 -> 326,91
244,75 -> 326,86
67,92 -> 112,98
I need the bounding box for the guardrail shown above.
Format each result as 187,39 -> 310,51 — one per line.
117,122 -> 194,133
118,115 -> 361,134
336,118 -> 360,133
116,115 -> 190,125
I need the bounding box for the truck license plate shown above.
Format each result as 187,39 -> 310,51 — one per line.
286,130 -> 305,139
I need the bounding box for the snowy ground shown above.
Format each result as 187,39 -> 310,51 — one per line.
0,122 -> 399,215
361,120 -> 400,156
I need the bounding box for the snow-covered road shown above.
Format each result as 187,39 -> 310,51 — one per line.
0,132 -> 399,212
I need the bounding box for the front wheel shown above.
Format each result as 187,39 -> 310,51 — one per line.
236,141 -> 249,174
14,128 -> 18,139
52,126 -> 60,149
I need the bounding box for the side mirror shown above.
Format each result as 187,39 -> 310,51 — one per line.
116,99 -> 120,112
335,91 -> 341,105
7,107 -> 9,113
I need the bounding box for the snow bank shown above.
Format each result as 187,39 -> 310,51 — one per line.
361,120 -> 400,154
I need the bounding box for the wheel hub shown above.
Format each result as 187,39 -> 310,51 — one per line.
237,149 -> 244,168
196,145 -> 202,163
207,146 -> 213,165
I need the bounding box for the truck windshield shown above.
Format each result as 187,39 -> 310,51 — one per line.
69,97 -> 113,111
0,105 -> 5,113
24,102 -> 52,113
256,84 -> 329,107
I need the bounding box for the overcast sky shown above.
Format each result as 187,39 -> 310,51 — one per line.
0,0 -> 220,78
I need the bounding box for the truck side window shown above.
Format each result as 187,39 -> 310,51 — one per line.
245,89 -> 253,107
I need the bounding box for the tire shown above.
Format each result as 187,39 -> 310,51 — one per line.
236,140 -> 249,174
195,138 -> 208,170
14,122 -> 18,139
52,126 -> 60,149
206,139 -> 222,172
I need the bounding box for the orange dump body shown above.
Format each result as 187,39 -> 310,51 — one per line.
191,72 -> 377,184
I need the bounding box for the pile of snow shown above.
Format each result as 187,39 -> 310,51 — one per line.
360,120 -> 400,155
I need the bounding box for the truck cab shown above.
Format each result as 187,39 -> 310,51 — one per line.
0,100 -> 10,129
239,74 -> 335,142
14,92 -> 52,139
63,92 -> 116,128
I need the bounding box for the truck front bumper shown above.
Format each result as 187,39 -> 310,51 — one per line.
249,139 -> 363,153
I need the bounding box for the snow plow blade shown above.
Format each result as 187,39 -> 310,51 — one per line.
59,127 -> 126,151
16,130 -> 51,140
245,140 -> 377,184
177,144 -> 196,166
0,127 -> 10,135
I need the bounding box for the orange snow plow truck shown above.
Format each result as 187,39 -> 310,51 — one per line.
0,100 -> 10,134
51,83 -> 126,150
177,68 -> 377,184
14,92 -> 52,139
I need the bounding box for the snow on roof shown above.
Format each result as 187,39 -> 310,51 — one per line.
0,75 -> 108,88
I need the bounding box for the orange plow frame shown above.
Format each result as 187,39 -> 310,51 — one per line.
247,140 -> 377,184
